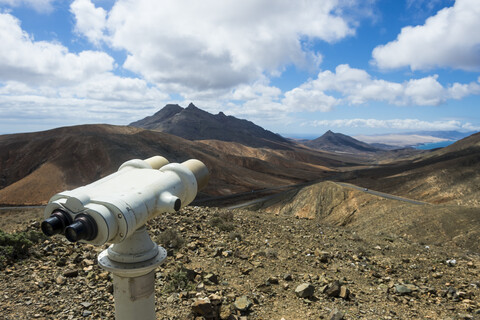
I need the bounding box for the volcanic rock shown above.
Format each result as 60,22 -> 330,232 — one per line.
295,283 -> 315,298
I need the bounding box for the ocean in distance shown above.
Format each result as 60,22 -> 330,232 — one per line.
415,140 -> 455,150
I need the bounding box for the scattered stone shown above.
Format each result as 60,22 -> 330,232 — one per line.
329,308 -> 344,320
184,267 -> 199,281
166,294 -> 177,303
325,281 -> 341,298
63,269 -> 79,278
395,284 -> 418,295
55,275 -> 66,285
191,297 -> 213,316
283,274 -> 293,281
251,261 -> 263,268
56,257 -> 67,267
187,242 -> 198,250
225,292 -> 236,302
339,286 -> 350,299
315,249 -> 330,263
208,293 -> 222,305
219,304 -> 232,320
234,295 -> 252,312
83,259 -> 94,266
295,283 -> 315,298
222,250 -> 233,257
82,310 -> 92,317
256,283 -> 272,294
1,205 -> 479,320
446,259 -> 457,267
266,276 -> 279,285
175,252 -> 184,260
213,247 -> 224,257
70,253 -> 82,264
205,273 -> 219,284
241,267 -> 253,275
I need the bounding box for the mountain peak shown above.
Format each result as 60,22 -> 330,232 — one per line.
323,130 -> 335,136
186,102 -> 198,110
129,103 -> 291,149
164,103 -> 183,110
129,104 -> 183,129
305,130 -> 381,153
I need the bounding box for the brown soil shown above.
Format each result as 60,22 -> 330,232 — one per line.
249,181 -> 480,253
0,124 -> 346,205
0,206 -> 478,320
341,132 -> 480,207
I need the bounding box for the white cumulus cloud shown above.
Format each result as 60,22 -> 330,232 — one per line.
282,64 -> 480,109
70,0 -> 107,46
372,0 -> 480,71
0,12 -> 169,131
309,118 -> 479,131
72,0 -> 356,91
0,13 -> 114,86
0,0 -> 56,13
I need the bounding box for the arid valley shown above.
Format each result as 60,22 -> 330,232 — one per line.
1,105 -> 479,319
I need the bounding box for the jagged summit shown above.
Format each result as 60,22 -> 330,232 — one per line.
129,103 -> 291,149
129,104 -> 183,129
305,130 -> 382,153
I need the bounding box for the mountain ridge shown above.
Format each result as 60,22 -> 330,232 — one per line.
0,124 -> 342,205
304,130 -> 383,153
129,103 -> 291,149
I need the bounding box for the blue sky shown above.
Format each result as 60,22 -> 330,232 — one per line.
0,0 -> 479,138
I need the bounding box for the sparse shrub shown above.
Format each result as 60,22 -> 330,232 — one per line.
351,233 -> 363,242
218,210 -> 234,222
228,232 -> 242,241
163,267 -> 194,293
210,211 -> 235,232
0,229 -> 45,269
157,228 -> 184,250
265,248 -> 278,259
181,216 -> 194,225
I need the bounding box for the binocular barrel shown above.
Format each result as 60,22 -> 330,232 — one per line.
41,209 -> 72,236
41,156 -> 209,245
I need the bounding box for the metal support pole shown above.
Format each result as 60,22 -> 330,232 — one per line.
111,271 -> 156,319
98,226 -> 167,320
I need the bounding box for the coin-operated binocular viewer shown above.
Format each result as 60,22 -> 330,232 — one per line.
41,156 -> 209,320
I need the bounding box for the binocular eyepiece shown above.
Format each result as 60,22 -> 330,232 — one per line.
41,209 -> 98,242
41,209 -> 71,237
40,156 -> 209,245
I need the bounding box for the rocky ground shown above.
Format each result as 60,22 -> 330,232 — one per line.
0,206 -> 479,320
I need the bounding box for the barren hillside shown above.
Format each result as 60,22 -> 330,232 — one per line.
339,132 -> 480,206
304,130 -> 382,153
250,181 -> 480,253
0,124 -> 341,205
